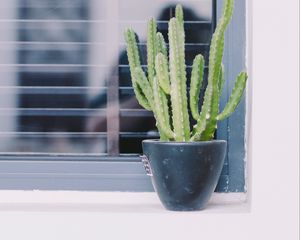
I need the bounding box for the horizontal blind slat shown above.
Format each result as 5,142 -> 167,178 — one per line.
0,108 -> 154,117
0,132 -> 159,137
0,19 -> 212,23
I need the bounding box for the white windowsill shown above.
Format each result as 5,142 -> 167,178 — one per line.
0,191 -> 248,213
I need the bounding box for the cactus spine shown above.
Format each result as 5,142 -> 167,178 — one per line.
125,1 -> 247,142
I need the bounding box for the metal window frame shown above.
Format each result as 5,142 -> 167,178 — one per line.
215,0 -> 247,192
0,0 -> 247,192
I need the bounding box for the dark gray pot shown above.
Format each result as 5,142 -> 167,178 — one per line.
142,140 -> 227,211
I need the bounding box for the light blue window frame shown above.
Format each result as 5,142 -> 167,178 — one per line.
0,0 -> 246,192
215,0 -> 247,192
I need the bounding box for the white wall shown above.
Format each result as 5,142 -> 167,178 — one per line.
0,0 -> 299,239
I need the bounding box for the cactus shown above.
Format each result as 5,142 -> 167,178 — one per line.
124,1 -> 247,142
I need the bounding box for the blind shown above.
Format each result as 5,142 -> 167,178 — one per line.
0,0 -> 213,155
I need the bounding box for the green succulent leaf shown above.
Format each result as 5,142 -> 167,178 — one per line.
169,18 -> 190,141
217,72 -> 248,121
190,54 -> 205,121
147,18 -> 157,87
153,76 -> 174,139
124,28 -> 151,110
156,32 -> 168,57
155,53 -> 170,94
175,4 -> 184,31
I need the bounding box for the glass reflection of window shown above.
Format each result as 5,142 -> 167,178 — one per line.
1,0 -> 213,155
17,0 -> 93,153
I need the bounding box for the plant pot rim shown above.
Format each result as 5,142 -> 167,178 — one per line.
142,139 -> 227,146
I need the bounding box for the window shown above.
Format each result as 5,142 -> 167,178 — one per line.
0,0 -> 246,192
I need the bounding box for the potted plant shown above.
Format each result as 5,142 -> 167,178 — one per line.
124,0 -> 247,211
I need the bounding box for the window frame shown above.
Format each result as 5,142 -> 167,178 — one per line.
215,0 -> 247,192
0,0 -> 247,192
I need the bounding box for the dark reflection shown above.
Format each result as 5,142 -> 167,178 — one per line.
18,0 -> 89,133
90,4 -> 213,154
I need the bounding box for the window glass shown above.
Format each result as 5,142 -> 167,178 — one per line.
0,0 -> 212,155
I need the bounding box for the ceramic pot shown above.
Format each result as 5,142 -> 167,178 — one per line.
142,140 -> 227,211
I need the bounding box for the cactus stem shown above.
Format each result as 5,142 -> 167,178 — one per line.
124,2 -> 247,142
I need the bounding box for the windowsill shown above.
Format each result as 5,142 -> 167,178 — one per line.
0,191 -> 249,213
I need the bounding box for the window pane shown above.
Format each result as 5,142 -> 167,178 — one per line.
0,0 -> 213,155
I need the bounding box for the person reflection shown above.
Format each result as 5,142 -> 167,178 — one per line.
87,4 -> 212,153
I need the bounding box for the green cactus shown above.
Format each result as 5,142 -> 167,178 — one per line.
124,1 -> 247,142
168,17 -> 190,141
190,54 -> 205,121
124,29 -> 151,111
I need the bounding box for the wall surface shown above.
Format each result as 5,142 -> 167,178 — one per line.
0,0 -> 299,239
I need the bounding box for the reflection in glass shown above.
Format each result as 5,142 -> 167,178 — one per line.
0,0 -> 213,155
